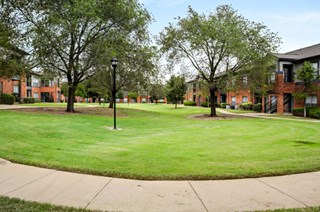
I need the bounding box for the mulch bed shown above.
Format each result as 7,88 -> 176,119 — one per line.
189,113 -> 248,120
11,107 -> 127,117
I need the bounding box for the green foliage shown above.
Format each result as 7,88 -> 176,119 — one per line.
294,107 -> 320,119
296,61 -> 315,90
309,108 -> 320,119
21,97 -> 35,104
0,93 -> 15,104
293,61 -> 318,117
201,102 -> 210,107
240,102 -> 253,110
158,5 -> 280,116
292,108 -> 312,117
220,103 -> 228,108
149,83 -> 165,103
215,103 -> 221,108
184,101 -> 196,106
253,103 -> 262,112
0,196 -> 90,212
165,75 -> 187,108
128,92 -> 138,100
3,0 -> 152,112
75,83 -> 87,98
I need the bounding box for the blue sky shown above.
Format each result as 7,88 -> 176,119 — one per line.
139,0 -> 320,52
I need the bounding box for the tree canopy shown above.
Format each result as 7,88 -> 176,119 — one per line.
1,0 -> 152,112
294,61 -> 317,117
158,5 -> 281,116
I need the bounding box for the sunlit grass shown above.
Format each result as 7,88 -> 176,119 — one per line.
0,103 -> 319,180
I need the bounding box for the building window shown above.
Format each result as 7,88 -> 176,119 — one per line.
306,96 -> 318,107
13,85 -> 19,94
34,92 -> 39,101
231,96 -> 236,106
0,82 -> 3,93
270,72 -> 276,83
311,62 -> 319,79
242,96 -> 248,103
32,78 -> 39,87
242,75 -> 248,86
123,98 -> 128,103
27,76 -> 32,87
42,79 -> 51,87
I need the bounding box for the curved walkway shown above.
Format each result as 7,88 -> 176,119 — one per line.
217,108 -> 320,123
1,159 -> 320,211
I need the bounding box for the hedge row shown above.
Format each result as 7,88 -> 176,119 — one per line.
239,102 -> 253,110
293,107 -> 320,119
184,101 -> 196,106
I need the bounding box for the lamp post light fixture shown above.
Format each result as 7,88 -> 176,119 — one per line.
111,57 -> 118,130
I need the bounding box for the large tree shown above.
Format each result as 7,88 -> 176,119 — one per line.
1,0 -> 151,112
158,5 -> 280,116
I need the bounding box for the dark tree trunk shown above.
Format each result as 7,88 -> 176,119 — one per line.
209,86 -> 217,117
109,98 -> 114,108
66,86 -> 75,112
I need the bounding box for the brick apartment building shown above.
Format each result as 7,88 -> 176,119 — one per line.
185,43 -> 320,114
0,74 -> 61,103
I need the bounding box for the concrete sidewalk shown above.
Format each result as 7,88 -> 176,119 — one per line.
0,158 -> 319,211
0,104 -> 36,110
217,108 -> 320,123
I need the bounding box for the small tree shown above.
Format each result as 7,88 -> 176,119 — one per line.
165,75 -> 187,109
128,92 -> 138,105
294,61 -> 316,117
149,83 -> 165,104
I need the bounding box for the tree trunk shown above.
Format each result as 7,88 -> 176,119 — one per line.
209,86 -> 217,117
66,87 -> 75,112
109,98 -> 114,109
156,99 -> 158,105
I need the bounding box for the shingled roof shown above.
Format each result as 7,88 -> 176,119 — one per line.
276,43 -> 320,61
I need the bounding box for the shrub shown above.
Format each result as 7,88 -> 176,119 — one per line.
240,102 -> 253,110
253,103 -> 262,112
230,105 -> 235,109
0,93 -> 15,105
215,103 -> 221,108
201,102 -> 209,107
184,101 -> 196,106
292,107 -> 314,117
220,103 -> 227,108
308,108 -> 320,119
292,108 -> 304,117
22,97 -> 36,104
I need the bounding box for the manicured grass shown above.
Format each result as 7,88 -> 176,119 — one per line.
0,196 -> 98,211
0,103 -> 320,180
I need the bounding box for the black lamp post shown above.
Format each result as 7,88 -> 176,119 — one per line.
111,57 -> 118,130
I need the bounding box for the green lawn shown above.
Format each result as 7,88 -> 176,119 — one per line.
0,196 -> 98,212
0,103 -> 320,180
